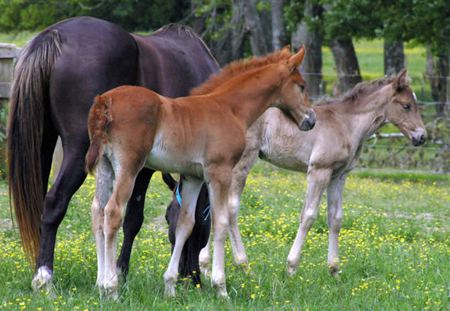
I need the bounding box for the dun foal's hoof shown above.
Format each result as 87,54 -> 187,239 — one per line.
31,266 -> 53,291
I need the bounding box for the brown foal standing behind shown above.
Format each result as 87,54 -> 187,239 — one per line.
85,48 -> 315,298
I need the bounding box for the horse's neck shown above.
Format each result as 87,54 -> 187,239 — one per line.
338,84 -> 393,143
213,76 -> 279,129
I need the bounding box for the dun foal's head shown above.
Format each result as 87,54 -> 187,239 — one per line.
275,47 -> 315,131
387,69 -> 426,146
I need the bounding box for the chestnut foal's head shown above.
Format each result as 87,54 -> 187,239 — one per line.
275,47 -> 316,131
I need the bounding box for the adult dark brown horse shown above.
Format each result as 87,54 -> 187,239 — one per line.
7,16 -> 219,290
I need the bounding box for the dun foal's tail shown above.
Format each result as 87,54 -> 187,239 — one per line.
85,95 -> 112,174
7,29 -> 62,263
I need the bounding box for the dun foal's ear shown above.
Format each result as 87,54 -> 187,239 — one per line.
162,173 -> 177,191
393,68 -> 409,90
286,46 -> 306,72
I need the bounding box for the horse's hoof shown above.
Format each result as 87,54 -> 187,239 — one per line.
287,264 -> 297,277
214,285 -> 228,299
329,265 -> 340,277
164,284 -> 176,298
31,266 -> 53,291
199,263 -> 211,278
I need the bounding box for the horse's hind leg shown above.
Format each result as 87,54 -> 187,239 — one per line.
287,168 -> 332,276
32,139 -> 87,291
117,168 -> 154,276
326,174 -> 346,276
164,177 -> 203,297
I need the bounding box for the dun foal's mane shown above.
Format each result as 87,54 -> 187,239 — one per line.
316,76 -> 396,106
191,49 -> 292,96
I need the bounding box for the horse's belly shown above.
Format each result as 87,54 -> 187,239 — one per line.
146,145 -> 203,178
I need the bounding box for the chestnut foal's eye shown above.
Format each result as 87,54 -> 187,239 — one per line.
402,103 -> 411,111
298,84 -> 305,92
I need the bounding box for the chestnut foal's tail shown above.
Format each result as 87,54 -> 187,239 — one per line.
85,95 -> 112,174
7,29 -> 62,264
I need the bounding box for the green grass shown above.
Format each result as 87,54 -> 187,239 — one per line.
0,162 -> 448,310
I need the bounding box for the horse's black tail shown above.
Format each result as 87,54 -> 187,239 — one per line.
7,29 -> 62,264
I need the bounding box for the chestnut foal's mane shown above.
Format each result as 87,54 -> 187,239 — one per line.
191,49 -> 292,96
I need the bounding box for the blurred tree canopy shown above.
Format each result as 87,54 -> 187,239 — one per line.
0,0 -> 189,32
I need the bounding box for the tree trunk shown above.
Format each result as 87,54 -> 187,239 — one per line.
231,0 -> 246,60
271,0 -> 285,51
329,38 -> 362,94
426,48 -> 449,117
243,0 -> 269,56
291,1 -> 323,99
384,39 -> 405,75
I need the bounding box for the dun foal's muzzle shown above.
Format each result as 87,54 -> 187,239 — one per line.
299,109 -> 316,131
411,128 -> 426,146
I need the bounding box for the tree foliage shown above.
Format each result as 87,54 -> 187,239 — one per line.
0,0 -> 189,32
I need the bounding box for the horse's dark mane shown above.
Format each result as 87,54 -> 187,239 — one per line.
154,23 -> 196,37
315,76 -> 396,106
153,23 -> 219,67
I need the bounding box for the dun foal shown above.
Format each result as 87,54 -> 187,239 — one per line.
85,48 -> 315,298
195,69 -> 427,276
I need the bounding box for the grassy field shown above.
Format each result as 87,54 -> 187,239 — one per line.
0,162 -> 448,310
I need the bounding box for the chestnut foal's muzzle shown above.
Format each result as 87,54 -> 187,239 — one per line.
299,109 -> 316,131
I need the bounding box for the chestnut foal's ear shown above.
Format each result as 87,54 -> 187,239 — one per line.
286,46 -> 305,72
393,68 -> 409,90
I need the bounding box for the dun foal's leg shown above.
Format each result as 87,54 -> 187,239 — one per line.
326,175 -> 346,276
164,177 -> 203,297
287,168 -> 332,276
91,159 -> 114,287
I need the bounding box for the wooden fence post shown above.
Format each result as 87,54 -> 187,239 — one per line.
0,43 -> 19,100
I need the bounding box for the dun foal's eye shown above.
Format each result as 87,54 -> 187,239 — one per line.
402,103 -> 411,111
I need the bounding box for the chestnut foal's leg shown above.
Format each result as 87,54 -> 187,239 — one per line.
164,177 -> 203,297
199,146 -> 259,275
287,168 -> 332,276
206,165 -> 234,298
326,174 -> 346,276
101,167 -> 140,298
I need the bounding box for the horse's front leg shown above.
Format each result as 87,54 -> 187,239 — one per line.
164,177 -> 203,297
326,174 -> 346,276
287,167 -> 331,276
207,165 -> 233,298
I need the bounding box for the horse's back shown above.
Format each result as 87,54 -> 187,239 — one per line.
47,16 -> 139,135
133,25 -> 219,97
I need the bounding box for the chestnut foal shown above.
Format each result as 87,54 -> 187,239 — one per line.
85,48 -> 315,298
